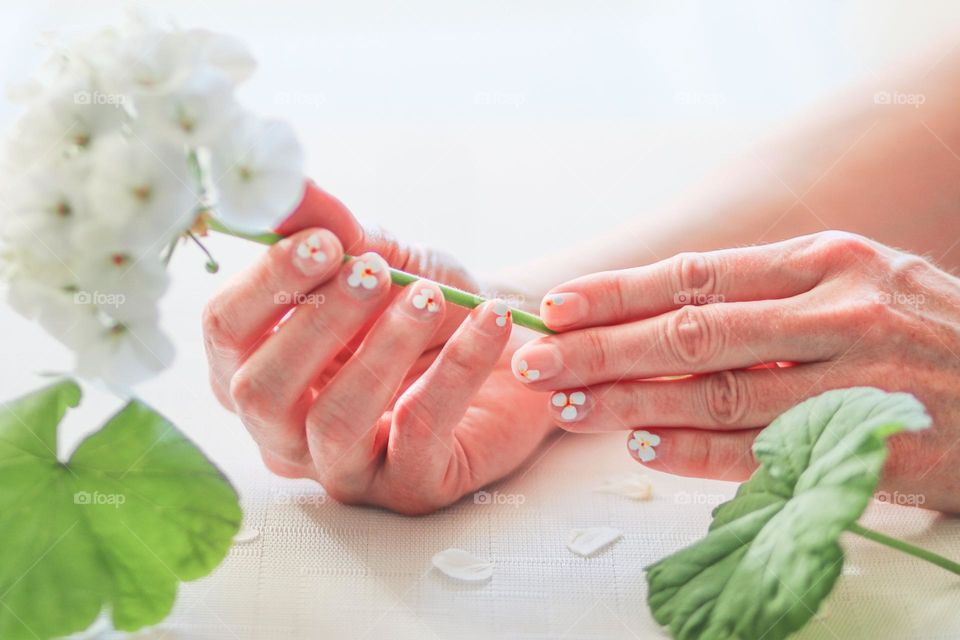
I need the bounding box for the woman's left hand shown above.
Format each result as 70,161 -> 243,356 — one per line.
511,231 -> 960,513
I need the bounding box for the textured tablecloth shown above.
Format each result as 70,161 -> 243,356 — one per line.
146,434 -> 960,640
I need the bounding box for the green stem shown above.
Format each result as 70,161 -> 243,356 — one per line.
203,217 -> 555,334
849,522 -> 960,576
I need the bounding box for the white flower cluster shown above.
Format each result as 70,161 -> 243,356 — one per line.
0,16 -> 305,390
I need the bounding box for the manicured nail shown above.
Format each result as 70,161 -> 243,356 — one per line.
343,253 -> 388,296
473,299 -> 512,336
402,284 -> 443,320
540,292 -> 588,327
512,342 -> 562,382
627,430 -> 661,463
293,231 -> 334,275
550,390 -> 590,422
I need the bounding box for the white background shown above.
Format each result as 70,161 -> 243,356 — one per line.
2,2 -> 960,638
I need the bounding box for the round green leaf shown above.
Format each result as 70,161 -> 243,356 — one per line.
0,380 -> 242,639
646,387 -> 931,640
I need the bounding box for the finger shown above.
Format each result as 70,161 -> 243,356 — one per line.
228,253 -> 391,462
276,182 -> 421,270
513,296 -> 843,388
305,281 -> 447,479
275,181 -> 365,252
546,364 -> 830,432
203,227 -> 344,404
388,300 -> 514,477
539,233 -> 837,330
626,427 -> 761,482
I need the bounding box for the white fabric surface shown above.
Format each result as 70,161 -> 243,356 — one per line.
164,439 -> 960,640
2,2 -> 960,638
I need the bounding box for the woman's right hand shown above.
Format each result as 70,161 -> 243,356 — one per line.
202,183 -> 554,514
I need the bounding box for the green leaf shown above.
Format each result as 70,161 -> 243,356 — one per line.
646,387 -> 931,640
0,380 -> 242,639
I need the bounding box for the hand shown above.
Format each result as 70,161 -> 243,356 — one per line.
203,182 -> 552,514
511,231 -> 960,513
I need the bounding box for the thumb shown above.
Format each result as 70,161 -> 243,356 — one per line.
275,179 -> 418,271
274,180 -> 365,252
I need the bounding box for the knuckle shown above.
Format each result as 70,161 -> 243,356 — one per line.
581,330 -> 613,377
441,338 -> 483,381
201,297 -> 240,352
306,392 -> 355,438
228,369 -> 269,415
391,395 -> 435,434
807,230 -> 878,268
662,305 -> 723,369
674,252 -> 716,301
701,371 -> 751,426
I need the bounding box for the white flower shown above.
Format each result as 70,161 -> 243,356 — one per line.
412,287 -> 440,312
7,76 -> 127,164
628,430 -> 661,462
551,391 -> 586,421
296,232 -> 329,263
208,115 -> 304,233
85,132 -> 198,250
346,259 -> 382,289
134,68 -> 239,145
74,315 -> 174,389
515,359 -> 540,381
72,250 -> 169,322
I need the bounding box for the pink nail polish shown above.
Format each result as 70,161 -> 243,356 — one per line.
473,300 -> 512,336
540,292 -> 588,328
511,342 -> 562,382
342,253 -> 388,297
627,430 -> 661,463
293,231 -> 334,275
402,284 -> 443,320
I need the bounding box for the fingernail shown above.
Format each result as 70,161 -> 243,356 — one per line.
512,342 -> 562,382
473,299 -> 512,336
550,390 -> 591,422
540,292 -> 588,328
627,430 -> 661,463
402,283 -> 443,320
293,231 -> 335,275
343,253 -> 389,297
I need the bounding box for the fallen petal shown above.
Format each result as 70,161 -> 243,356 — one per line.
595,473 -> 653,501
566,527 -> 623,557
431,548 -> 494,582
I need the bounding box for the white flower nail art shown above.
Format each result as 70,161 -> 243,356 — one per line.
516,359 -> 540,381
346,258 -> 382,289
545,294 -> 565,307
493,301 -> 511,327
296,232 -> 328,263
412,287 -> 440,313
552,391 -> 586,421
628,430 -> 661,462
